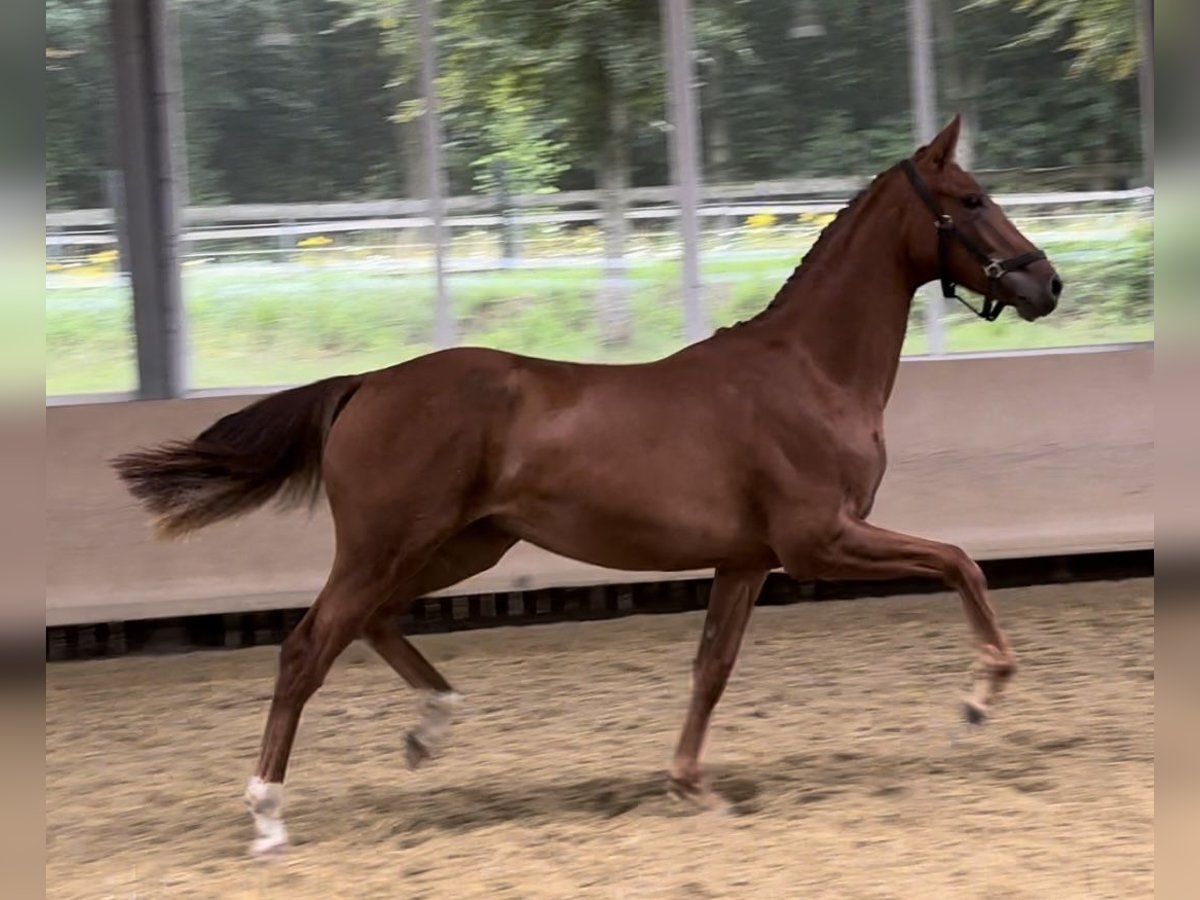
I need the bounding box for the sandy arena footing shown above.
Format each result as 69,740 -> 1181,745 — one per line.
46,580 -> 1153,899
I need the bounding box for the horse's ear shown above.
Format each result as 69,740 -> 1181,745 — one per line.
917,113 -> 962,170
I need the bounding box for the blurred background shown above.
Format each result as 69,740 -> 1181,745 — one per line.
45,0 -> 1153,400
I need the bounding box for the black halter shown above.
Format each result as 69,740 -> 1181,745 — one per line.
899,159 -> 1046,322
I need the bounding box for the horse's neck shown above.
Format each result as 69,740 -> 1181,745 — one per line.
755,187 -> 919,409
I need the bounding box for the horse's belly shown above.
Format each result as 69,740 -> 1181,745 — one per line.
488,381 -> 774,570
493,493 -> 769,572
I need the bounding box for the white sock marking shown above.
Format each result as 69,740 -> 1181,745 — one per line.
244,776 -> 288,855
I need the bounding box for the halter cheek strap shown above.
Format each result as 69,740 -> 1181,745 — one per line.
900,159 -> 1046,322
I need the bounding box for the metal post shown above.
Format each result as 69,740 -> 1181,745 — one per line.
103,169 -> 130,278
495,160 -> 520,266
1136,0 -> 1153,187
158,0 -> 189,212
906,0 -> 944,356
108,0 -> 187,398
662,0 -> 706,342
907,0 -> 938,144
416,0 -> 455,347
277,216 -> 297,263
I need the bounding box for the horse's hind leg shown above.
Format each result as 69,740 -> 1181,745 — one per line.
244,565 -> 379,854
364,634 -> 460,771
245,529 -> 458,854
669,568 -> 768,807
362,521 -> 517,769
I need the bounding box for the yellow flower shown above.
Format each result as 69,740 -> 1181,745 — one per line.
798,211 -> 836,228
745,213 -> 777,231
297,235 -> 333,248
88,248 -> 119,265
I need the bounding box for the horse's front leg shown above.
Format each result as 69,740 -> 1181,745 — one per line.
669,568 -> 768,807
799,516 -> 1017,722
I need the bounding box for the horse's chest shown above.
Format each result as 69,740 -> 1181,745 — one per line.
837,426 -> 888,514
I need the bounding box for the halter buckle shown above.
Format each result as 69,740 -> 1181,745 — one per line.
984,260 -> 1004,280
935,214 -> 954,231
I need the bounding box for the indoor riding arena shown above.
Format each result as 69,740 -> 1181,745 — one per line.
46,348 -> 1153,899
46,0 -> 1154,896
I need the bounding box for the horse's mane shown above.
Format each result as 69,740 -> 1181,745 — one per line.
724,164 -> 898,331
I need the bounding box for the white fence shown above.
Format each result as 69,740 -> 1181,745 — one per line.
45,184 -> 1154,252
44,181 -> 1153,362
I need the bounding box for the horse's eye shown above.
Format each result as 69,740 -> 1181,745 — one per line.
963,194 -> 985,210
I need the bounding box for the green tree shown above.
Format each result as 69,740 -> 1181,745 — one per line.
343,0 -> 670,343
460,76 -> 568,197
46,0 -> 115,209
44,0 -> 1146,211
695,0 -> 914,179
970,0 -> 1140,81
940,0 -> 1140,179
505,0 -> 667,343
178,0 -> 401,203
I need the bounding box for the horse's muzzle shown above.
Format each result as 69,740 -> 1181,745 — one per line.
1010,269 -> 1061,320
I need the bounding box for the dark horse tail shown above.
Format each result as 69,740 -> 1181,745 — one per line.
111,375 -> 364,539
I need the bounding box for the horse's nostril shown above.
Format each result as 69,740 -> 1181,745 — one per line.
1049,274 -> 1063,298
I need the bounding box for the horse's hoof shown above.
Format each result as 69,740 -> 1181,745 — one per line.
249,835 -> 289,857
962,700 -> 988,726
666,774 -> 729,814
405,731 -> 432,770
245,776 -> 288,856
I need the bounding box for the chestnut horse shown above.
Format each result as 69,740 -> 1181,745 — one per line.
114,116 -> 1062,854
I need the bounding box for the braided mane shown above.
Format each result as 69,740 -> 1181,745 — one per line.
727,164 -> 899,330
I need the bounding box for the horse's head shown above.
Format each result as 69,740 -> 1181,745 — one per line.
902,114 -> 1062,322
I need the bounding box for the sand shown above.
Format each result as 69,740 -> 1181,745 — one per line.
46,579 -> 1153,899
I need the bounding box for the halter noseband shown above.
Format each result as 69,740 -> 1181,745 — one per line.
900,158 -> 1046,322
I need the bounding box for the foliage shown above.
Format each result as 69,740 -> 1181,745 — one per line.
693,0 -> 914,179
45,0 -> 1145,210
46,0 -> 116,209
177,0 -> 401,203
969,0 -> 1141,81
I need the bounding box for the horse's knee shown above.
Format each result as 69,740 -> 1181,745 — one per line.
942,544 -> 986,593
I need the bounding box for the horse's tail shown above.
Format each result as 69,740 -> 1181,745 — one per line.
111,375 -> 364,540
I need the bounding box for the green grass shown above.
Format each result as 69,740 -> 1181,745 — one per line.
45,224 -> 1153,395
